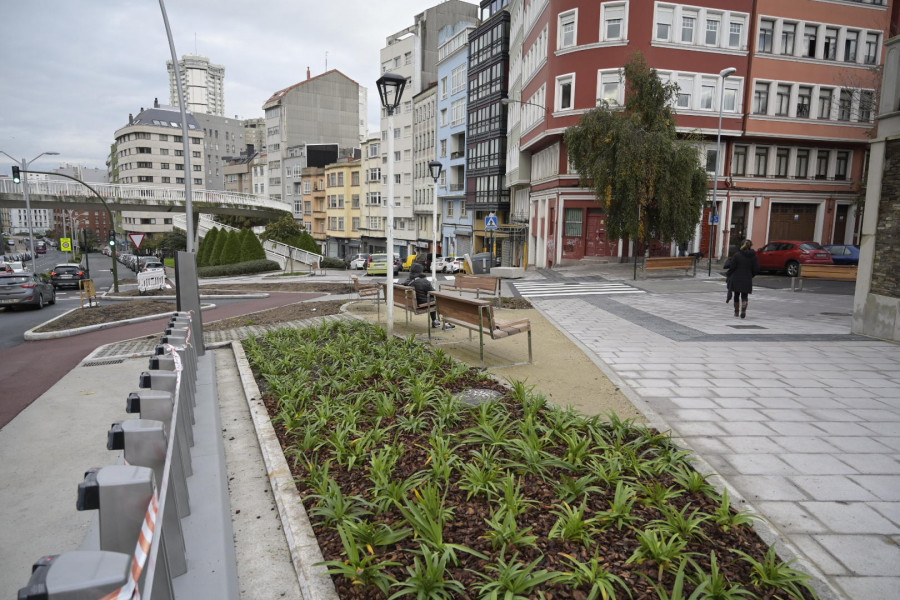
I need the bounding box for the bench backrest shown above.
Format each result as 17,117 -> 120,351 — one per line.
431,291 -> 493,329
645,256 -> 695,268
799,264 -> 858,279
350,275 -> 379,297
450,274 -> 500,294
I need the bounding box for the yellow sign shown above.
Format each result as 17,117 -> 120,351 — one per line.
60,237 -> 72,252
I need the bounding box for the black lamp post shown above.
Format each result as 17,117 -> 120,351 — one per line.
376,73 -> 407,336
428,160 -> 443,283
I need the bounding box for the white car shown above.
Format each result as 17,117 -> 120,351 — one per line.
441,256 -> 464,273
5,261 -> 26,273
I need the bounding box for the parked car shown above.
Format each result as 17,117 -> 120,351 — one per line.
366,253 -> 400,276
444,256 -> 465,273
140,260 -> 165,272
346,253 -> 370,270
50,263 -> 88,289
4,261 -> 26,273
0,272 -> 55,309
136,256 -> 159,272
756,241 -> 833,277
401,254 -> 418,271
821,244 -> 860,266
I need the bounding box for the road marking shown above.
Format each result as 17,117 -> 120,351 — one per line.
512,281 -> 646,298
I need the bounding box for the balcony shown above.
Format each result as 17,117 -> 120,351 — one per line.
449,183 -> 465,192
450,150 -> 465,159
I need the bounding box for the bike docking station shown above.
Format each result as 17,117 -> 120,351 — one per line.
18,300 -> 239,600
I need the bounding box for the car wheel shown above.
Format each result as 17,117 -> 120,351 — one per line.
49,289 -> 56,305
35,294 -> 44,309
785,261 -> 800,277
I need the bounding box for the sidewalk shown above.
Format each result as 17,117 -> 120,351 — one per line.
2,265 -> 898,599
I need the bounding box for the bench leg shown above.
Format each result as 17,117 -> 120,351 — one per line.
478,325 -> 485,368
527,330 -> 533,365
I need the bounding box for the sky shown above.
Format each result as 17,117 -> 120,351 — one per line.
0,0 -> 478,174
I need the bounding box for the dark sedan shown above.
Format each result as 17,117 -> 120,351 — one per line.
822,244 -> 860,266
0,272 -> 56,309
50,263 -> 88,289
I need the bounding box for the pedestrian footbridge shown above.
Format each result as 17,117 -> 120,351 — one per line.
0,179 -> 291,219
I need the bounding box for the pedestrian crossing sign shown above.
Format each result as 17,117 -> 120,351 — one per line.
485,215 -> 498,230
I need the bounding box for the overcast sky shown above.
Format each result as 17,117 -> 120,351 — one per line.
0,0 -> 477,175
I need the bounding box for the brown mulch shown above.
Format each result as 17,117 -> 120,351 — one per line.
34,300 -> 180,332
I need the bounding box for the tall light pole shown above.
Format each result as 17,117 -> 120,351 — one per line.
428,160 -> 443,283
376,73 -> 407,336
708,67 -> 737,276
1,150 -> 59,274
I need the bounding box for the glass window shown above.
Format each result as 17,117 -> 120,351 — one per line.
728,21 -> 743,48
677,77 -> 693,108
603,4 -> 625,41
775,84 -> 791,116
733,146 -> 747,176
775,148 -> 790,177
753,82 -> 769,114
816,150 -> 829,179
818,88 -> 833,119
859,90 -> 874,122
656,6 -> 673,41
781,22 -> 796,55
797,86 -> 812,118
758,19 -> 774,53
724,87 -> 737,112
804,25 -> 818,58
795,149 -> 809,178
824,27 -> 838,60
701,84 -> 715,110
559,11 -> 576,48
556,74 -> 574,110
755,147 -> 769,176
564,208 -> 583,236
681,15 -> 696,43
705,19 -> 719,46
865,33 -> 879,64
835,151 -> 849,180
844,31 -> 859,62
838,90 -> 852,121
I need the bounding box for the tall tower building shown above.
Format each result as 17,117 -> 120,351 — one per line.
167,55 -> 225,116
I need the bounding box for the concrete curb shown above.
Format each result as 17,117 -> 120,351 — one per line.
101,293 -> 269,302
230,340 -> 340,600
24,303 -> 217,341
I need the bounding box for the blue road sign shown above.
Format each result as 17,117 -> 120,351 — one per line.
485,215 -> 498,230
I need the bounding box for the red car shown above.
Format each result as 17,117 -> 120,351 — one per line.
756,241 -> 833,277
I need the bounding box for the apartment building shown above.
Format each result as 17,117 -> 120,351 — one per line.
379,0 -> 480,258
412,83 -> 440,255
437,20 -> 478,258
167,55 -> 225,117
301,166 -> 327,248
323,159 -> 363,260
224,152 -> 257,196
263,69 -> 366,209
507,0 -> 895,267
358,137 -> 386,255
284,144 -> 340,220
109,104 -> 205,238
49,165 -> 111,244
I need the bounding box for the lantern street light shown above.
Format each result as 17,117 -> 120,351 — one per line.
1,150 -> 60,274
708,67 -> 737,276
376,73 -> 407,336
428,160 -> 443,284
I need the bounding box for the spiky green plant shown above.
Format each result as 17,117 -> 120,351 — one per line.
471,552 -> 563,600
558,552 -> 632,600
388,545 -> 466,600
732,547 -> 819,600
316,524 -> 399,594
549,501 -> 601,547
482,508 -> 539,551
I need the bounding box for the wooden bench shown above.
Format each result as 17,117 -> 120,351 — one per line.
380,283 -> 436,324
430,291 -> 532,368
791,264 -> 858,291
641,256 -> 697,278
439,274 -> 501,299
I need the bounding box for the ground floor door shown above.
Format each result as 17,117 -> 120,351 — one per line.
833,204 -> 850,243
585,210 -> 611,257
769,203 -> 818,241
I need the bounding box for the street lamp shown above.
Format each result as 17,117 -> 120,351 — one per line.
428,160 -> 443,283
708,67 -> 737,276
0,150 -> 59,274
376,72 -> 407,336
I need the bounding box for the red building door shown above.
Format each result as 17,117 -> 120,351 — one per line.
585,210 -> 610,257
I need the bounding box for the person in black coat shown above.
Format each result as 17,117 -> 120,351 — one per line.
728,239 -> 760,319
401,263 -> 454,329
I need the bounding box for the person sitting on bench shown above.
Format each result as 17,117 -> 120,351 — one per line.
402,263 -> 455,329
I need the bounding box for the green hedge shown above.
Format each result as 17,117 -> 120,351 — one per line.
320,256 -> 348,269
197,259 -> 281,278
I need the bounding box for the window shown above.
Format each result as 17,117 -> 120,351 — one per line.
352,171 -> 360,186
701,84 -> 715,110
824,27 -> 838,60
677,77 -> 693,108
138,176 -> 153,183
598,70 -> 622,106
728,21 -> 743,48
859,90 -> 874,122
723,87 -> 737,112
755,147 -> 769,176
816,150 -> 829,179
733,146 -> 747,176
775,148 -> 790,177
781,22 -> 796,55
753,82 -> 769,114
706,148 -> 718,173
656,6 -> 673,41
136,161 -> 152,168
797,86 -> 812,118
558,10 -> 576,49
451,65 -> 466,95
193,165 -> 202,172
804,25 -> 818,58
838,90 -> 853,121
161,177 -> 171,184
759,19 -> 774,53
775,84 -> 791,116
440,139 -> 447,157
160,149 -> 169,156
193,178 -> 202,185
705,18 -> 719,46
603,4 -> 625,41
835,151 -> 849,180
864,33 -> 879,64
796,149 -> 809,178
404,51 -> 412,65
137,147 -> 152,154
818,88 -> 833,119
844,31 -> 859,62
564,208 -> 583,236
556,74 -> 574,111
681,14 -> 696,43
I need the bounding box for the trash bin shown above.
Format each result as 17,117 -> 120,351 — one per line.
471,252 -> 492,274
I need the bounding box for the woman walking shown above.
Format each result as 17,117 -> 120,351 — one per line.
729,239 -> 760,318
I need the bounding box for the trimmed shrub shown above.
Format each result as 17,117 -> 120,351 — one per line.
320,256 -> 347,269
198,227 -> 219,267
219,230 -> 242,265
239,229 -> 267,261
208,227 -> 229,266
197,259 -> 281,278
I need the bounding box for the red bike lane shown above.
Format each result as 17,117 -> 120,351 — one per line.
0,292 -> 324,429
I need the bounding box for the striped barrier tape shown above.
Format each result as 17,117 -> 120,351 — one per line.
100,491 -> 159,600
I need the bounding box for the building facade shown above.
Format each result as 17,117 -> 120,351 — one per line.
49,165 -> 111,245
412,84 -> 440,255
358,137 -> 386,255
324,158 -> 363,260
167,55 -> 225,116
301,166 -> 327,248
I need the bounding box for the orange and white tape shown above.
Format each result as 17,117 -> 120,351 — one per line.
100,491 -> 159,600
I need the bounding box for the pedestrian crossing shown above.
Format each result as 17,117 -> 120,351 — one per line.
511,280 -> 645,298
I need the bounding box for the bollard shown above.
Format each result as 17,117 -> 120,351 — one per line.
150,354 -> 195,399
76,465 -> 155,557
139,371 -> 194,445
108,419 -> 189,519
18,551 -> 130,600
156,335 -> 197,405
126,390 -> 192,477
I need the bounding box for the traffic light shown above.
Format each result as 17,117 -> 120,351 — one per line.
11,166 -> 21,184
108,230 -> 116,247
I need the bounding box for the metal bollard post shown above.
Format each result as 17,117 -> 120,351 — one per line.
18,551 -> 130,599
157,334 -> 196,402
139,370 -> 194,445
150,353 -> 195,399
76,465 -> 156,557
126,390 -> 192,477
161,328 -> 196,374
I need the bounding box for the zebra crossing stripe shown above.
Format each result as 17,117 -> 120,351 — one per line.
512,282 -> 645,298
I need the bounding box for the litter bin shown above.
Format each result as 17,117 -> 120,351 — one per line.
471,252 -> 492,274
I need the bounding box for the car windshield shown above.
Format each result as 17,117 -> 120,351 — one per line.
55,266 -> 79,273
799,243 -> 824,251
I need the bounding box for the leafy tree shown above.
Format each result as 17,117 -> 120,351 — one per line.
208,227 -> 229,266
239,228 -> 267,262
152,231 -> 187,258
220,230 -> 242,265
564,53 -> 708,251
262,215 -> 320,254
198,227 -> 219,267
215,214 -> 269,230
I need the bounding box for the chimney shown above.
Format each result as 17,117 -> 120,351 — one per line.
307,66 -> 311,80
128,113 -> 133,123
154,98 -> 159,108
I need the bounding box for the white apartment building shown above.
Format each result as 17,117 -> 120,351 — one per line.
167,55 -> 225,116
